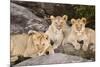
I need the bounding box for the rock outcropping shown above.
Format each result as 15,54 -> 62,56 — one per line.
14,53 -> 92,66
11,2 -> 49,34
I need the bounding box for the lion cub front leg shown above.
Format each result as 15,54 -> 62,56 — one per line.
49,49 -> 54,54
68,36 -> 81,50
53,43 -> 59,49
72,40 -> 81,50
47,46 -> 54,54
82,39 -> 89,51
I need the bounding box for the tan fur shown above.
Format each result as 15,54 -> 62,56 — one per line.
45,15 -> 69,49
67,18 -> 95,51
11,31 -> 54,62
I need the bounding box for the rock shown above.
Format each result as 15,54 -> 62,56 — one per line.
61,43 -> 95,60
14,53 -> 91,66
10,2 -> 49,34
11,2 -> 42,21
10,24 -> 24,34
25,18 -> 50,32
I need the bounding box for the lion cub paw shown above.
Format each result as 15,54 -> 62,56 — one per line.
82,45 -> 88,51
74,43 -> 81,50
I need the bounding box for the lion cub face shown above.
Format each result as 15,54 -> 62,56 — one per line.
71,18 -> 86,34
29,31 -> 50,50
33,33 -> 50,50
50,15 -> 68,30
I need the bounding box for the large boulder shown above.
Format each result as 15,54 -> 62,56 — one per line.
14,53 -> 92,66
10,2 -> 49,34
10,2 -> 42,20
55,43 -> 95,60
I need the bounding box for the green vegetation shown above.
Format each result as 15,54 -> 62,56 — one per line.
74,5 -> 95,18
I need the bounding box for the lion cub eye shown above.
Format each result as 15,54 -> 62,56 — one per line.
61,22 -> 63,24
55,22 -> 57,24
46,36 -> 48,40
80,24 -> 83,27
46,37 -> 48,39
42,43 -> 45,46
36,44 -> 39,45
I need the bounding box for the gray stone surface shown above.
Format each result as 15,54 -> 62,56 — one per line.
55,43 -> 95,60
14,53 -> 92,66
11,2 -> 49,34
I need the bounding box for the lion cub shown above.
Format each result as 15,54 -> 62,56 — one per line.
67,18 -> 95,51
45,15 -> 69,49
11,31 -> 54,62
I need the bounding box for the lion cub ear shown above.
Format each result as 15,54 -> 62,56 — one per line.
62,15 -> 68,21
71,18 -> 76,24
50,15 -> 55,21
81,17 -> 87,24
28,30 -> 37,35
